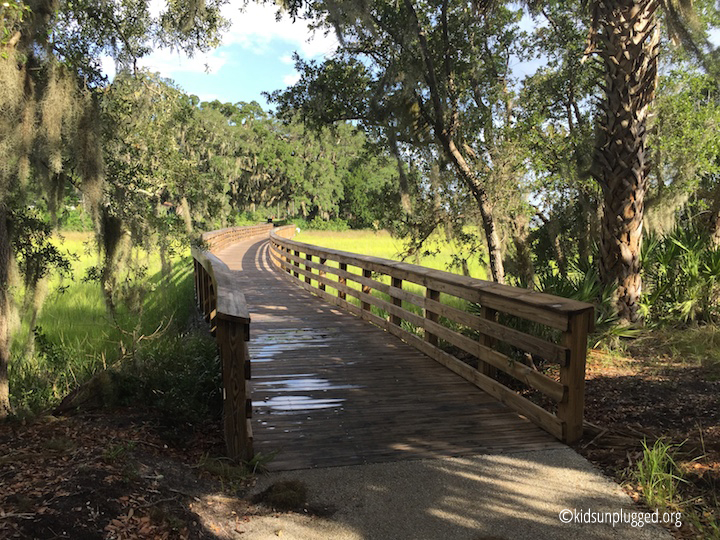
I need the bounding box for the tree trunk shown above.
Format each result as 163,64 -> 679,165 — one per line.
178,196 -> 193,234
577,189 -> 594,264
594,0 -> 659,324
444,138 -> 505,284
0,205 -> 12,419
548,216 -> 568,278
510,214 -> 535,288
709,182 -> 720,247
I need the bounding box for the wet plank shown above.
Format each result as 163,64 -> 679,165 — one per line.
214,237 -> 563,471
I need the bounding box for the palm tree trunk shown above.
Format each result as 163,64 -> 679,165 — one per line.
594,0 -> 660,324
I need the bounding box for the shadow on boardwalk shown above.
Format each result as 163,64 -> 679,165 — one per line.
216,237 -> 563,471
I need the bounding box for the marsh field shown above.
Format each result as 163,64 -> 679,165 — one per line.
294,228 -> 488,278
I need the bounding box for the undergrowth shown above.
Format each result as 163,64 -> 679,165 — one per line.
634,439 -> 685,509
7,232 -> 217,420
631,439 -> 720,538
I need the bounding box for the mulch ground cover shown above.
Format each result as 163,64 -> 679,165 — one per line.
0,408 -> 271,539
575,349 -> 720,538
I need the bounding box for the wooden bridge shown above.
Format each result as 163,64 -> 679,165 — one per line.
192,225 -> 594,471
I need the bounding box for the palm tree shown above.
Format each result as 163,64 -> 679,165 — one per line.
590,0 -> 660,324
589,0 -> 706,324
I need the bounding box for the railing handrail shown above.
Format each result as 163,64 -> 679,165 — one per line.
201,223 -> 275,252
191,247 -> 250,323
271,231 -> 594,330
269,227 -> 594,443
192,223 -> 276,462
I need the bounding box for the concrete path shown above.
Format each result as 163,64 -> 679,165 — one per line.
236,448 -> 674,539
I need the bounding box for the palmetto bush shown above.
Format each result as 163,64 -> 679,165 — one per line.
470,256 -> 633,355
640,226 -> 720,325
535,261 -> 639,347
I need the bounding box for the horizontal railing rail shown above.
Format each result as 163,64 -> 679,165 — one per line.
192,224 -> 275,461
269,227 -> 594,443
201,223 -> 274,252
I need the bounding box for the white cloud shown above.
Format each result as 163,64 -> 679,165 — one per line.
282,73 -> 301,85
99,55 -> 116,79
221,2 -> 338,58
136,2 -> 337,85
138,48 -> 228,78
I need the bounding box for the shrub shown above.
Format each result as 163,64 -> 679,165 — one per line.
306,216 -> 349,231
641,226 -> 720,325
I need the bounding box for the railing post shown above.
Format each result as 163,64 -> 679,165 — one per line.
209,283 -> 217,335
338,262 -> 347,300
319,258 -> 327,291
216,318 -> 253,462
361,269 -> 372,311
305,253 -> 312,284
425,288 -> 440,346
202,270 -> 211,320
284,247 -> 291,273
391,277 -> 403,326
271,241 -> 278,268
194,260 -> 201,309
293,250 -> 300,278
558,309 -> 592,443
478,306 -> 498,378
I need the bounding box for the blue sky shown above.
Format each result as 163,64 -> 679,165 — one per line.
100,3 -> 720,113
100,2 -> 546,111
137,3 -> 337,110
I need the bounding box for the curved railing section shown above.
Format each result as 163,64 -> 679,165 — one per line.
269,227 -> 594,444
192,223 -> 274,461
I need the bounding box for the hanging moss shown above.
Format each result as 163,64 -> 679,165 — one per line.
74,95 -> 104,224
0,50 -> 27,195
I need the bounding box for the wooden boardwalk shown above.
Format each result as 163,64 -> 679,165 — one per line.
216,237 -> 562,471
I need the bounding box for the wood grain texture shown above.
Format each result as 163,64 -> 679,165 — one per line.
214,237 -> 564,471
269,232 -> 593,443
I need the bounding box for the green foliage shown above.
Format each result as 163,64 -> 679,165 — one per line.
117,331 -> 221,420
59,206 -> 94,232
634,439 -> 685,509
305,217 -> 349,231
640,226 -> 720,325
535,262 -> 641,347
12,207 -> 72,287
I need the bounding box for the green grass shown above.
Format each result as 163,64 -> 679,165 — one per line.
294,229 -> 488,279
8,231 -> 199,416
634,439 -> 685,509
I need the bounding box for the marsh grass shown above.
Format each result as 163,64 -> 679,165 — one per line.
293,229 -> 487,317
294,229 -> 488,278
9,231 -> 199,416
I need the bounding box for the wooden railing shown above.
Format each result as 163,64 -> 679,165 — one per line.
192,224 -> 273,461
269,226 -> 594,443
201,223 -> 274,252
